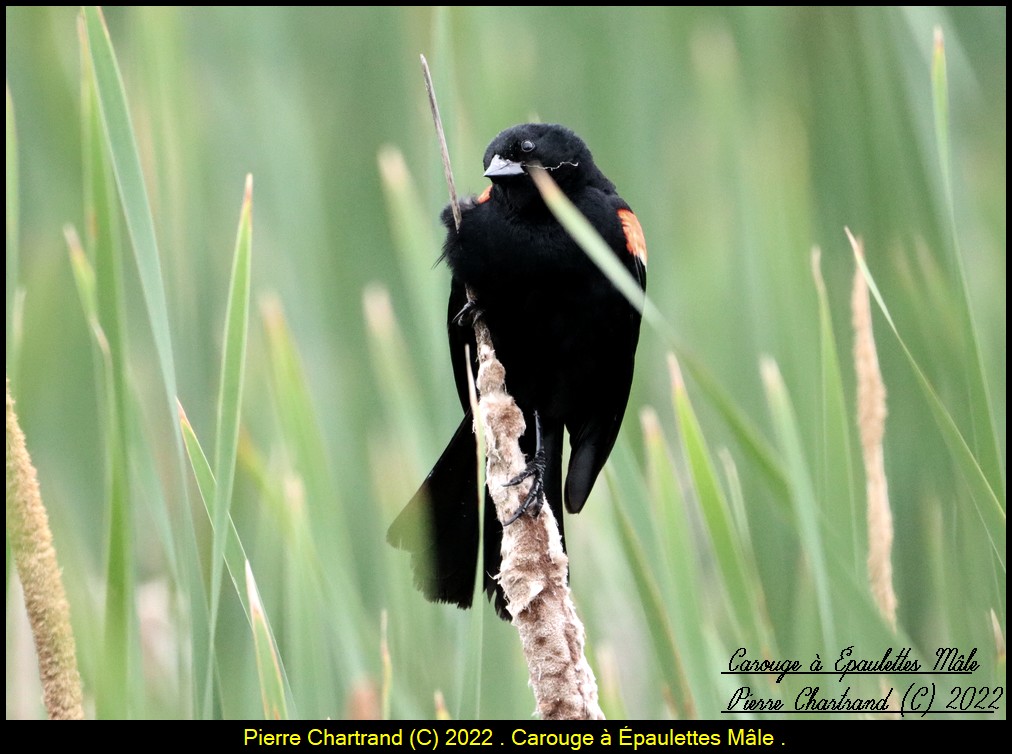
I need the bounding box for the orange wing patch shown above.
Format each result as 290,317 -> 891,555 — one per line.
617,209 -> 647,265
477,184 -> 493,204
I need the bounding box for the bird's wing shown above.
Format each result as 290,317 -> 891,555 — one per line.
447,275 -> 478,415
564,196 -> 646,513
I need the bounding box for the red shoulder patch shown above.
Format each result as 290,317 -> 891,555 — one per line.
477,184 -> 492,204
617,209 -> 647,265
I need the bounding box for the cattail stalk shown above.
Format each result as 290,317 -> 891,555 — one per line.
6,378 -> 85,719
471,318 -> 604,720
847,229 -> 898,632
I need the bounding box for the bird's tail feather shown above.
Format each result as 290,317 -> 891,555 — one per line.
389,412 -> 568,621
387,413 -> 480,609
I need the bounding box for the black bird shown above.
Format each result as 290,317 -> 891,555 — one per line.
387,123 -> 647,619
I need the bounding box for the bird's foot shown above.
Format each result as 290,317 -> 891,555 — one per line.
452,298 -> 484,327
503,411 -> 546,524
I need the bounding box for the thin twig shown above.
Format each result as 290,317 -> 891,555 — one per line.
420,54 -> 461,231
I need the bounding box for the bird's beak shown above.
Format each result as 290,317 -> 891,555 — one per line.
484,154 -> 526,178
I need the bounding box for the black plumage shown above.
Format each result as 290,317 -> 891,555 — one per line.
388,123 -> 647,619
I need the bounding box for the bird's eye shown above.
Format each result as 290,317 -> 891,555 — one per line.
520,140 -> 535,153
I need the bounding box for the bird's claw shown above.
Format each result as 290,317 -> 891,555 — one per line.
452,298 -> 484,327
502,411 -> 546,525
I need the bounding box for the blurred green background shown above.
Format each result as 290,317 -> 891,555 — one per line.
5,7 -> 1005,719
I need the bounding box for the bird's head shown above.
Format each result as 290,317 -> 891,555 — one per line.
481,123 -> 611,210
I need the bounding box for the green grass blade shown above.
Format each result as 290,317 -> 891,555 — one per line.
713,447 -> 781,678
67,226 -> 135,717
260,296 -> 371,691
180,405 -> 218,518
930,28 -> 1004,500
82,6 -> 210,714
428,7 -> 467,196
83,7 -> 178,408
362,285 -> 431,472
677,350 -> 791,505
246,560 -> 289,720
206,175 -> 253,707
670,355 -> 770,646
78,15 -> 138,715
852,240 -> 1005,571
811,249 -> 860,572
610,474 -> 691,716
260,297 -> 339,524
5,83 -> 18,369
931,29 -> 952,208
639,408 -> 712,716
376,147 -> 446,386
380,610 -> 392,720
761,358 -> 836,650
178,402 -> 297,713
67,230 -> 98,322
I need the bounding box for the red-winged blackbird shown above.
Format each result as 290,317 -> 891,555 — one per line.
388,123 -> 646,619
